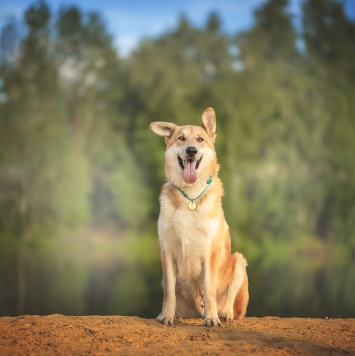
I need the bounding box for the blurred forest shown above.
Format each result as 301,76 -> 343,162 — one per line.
0,0 -> 355,318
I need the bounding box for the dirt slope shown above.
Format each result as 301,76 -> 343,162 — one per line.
0,315 -> 354,355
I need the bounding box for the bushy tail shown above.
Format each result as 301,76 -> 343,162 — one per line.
234,270 -> 249,319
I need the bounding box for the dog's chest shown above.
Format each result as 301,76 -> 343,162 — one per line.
172,207 -> 218,242
159,196 -> 220,278
172,210 -> 209,277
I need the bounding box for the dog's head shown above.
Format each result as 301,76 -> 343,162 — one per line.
150,107 -> 219,186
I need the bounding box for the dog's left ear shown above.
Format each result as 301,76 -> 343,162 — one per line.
201,107 -> 216,140
150,121 -> 177,139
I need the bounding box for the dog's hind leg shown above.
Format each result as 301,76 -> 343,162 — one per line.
234,269 -> 249,319
218,252 -> 248,322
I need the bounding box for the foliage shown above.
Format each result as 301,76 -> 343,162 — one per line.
1,0 -> 354,245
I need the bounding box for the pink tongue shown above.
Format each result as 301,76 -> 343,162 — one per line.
183,160 -> 197,184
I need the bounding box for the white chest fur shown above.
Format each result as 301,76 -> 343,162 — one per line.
158,192 -> 220,280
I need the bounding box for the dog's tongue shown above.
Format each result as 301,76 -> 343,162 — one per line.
183,160 -> 197,184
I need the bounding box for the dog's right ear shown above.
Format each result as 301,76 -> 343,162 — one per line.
150,122 -> 177,139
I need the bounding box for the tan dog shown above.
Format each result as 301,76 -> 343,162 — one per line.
150,107 -> 249,327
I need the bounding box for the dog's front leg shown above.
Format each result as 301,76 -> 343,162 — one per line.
156,250 -> 176,326
203,253 -> 221,327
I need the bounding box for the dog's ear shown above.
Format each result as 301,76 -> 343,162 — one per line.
201,107 -> 216,140
150,121 -> 177,139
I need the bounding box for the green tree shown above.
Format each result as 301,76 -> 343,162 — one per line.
56,6 -> 152,229
0,1 -> 91,238
302,0 -> 355,246
225,0 -> 306,246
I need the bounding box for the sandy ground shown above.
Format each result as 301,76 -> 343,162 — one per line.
0,315 -> 354,355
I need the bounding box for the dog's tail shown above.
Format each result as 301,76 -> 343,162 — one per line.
233,270 -> 249,319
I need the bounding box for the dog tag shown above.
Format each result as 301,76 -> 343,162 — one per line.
188,201 -> 197,210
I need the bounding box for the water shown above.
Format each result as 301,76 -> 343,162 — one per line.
1,231 -> 354,318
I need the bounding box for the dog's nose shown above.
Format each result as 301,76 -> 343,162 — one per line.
185,146 -> 198,158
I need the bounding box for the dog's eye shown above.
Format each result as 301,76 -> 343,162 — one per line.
179,136 -> 185,141
197,137 -> 204,142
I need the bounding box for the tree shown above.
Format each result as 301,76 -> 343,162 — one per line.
302,0 -> 355,245
0,1 -> 91,238
303,0 -> 355,78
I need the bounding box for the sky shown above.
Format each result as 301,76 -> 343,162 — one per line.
1,0 -> 355,56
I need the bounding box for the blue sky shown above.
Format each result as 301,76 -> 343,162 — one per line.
1,0 -> 355,56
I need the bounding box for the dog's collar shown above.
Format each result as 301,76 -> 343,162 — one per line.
170,177 -> 212,210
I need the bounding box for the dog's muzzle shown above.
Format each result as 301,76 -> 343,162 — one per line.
177,147 -> 203,184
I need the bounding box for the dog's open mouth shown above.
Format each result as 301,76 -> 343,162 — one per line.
178,155 -> 203,184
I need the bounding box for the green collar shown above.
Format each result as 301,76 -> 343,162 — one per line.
171,177 -> 213,210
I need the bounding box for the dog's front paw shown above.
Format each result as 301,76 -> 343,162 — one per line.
203,317 -> 221,327
156,314 -> 174,326
219,313 -> 233,322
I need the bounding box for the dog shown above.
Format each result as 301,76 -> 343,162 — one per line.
150,107 -> 249,327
